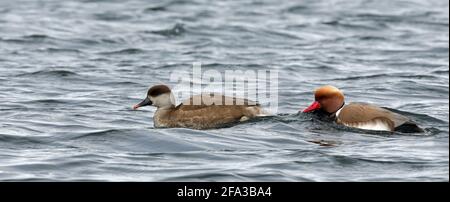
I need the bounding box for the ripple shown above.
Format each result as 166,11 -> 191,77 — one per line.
321,20 -> 387,30
383,107 -> 448,124
22,99 -> 70,105
99,48 -> 146,55
16,70 -> 78,77
70,129 -> 122,140
0,133 -> 45,145
432,69 -> 449,75
162,172 -> 246,181
143,5 -> 167,12
0,0 -> 448,182
0,34 -> 54,44
149,23 -> 186,37
23,34 -> 50,40
43,48 -> 82,54
357,36 -> 387,41
325,73 -> 439,81
93,12 -> 133,21
284,5 -> 309,14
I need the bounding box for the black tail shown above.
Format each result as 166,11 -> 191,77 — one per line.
394,121 -> 424,133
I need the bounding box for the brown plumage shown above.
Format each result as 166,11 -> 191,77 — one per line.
156,94 -> 265,129
336,103 -> 413,131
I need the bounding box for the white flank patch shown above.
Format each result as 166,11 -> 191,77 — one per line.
344,119 -> 391,131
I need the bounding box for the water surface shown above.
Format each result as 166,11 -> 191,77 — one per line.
0,0 -> 448,181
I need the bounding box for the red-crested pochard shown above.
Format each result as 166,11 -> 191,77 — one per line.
133,85 -> 268,129
302,85 -> 423,133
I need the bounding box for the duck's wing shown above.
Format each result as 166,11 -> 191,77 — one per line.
177,93 -> 259,111
337,102 -> 410,130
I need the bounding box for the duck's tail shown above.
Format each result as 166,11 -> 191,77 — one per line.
394,121 -> 425,133
246,106 -> 272,117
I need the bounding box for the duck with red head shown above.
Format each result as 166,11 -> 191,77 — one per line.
302,85 -> 423,133
133,84 -> 268,130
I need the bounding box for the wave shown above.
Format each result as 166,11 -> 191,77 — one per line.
143,0 -> 200,13
0,133 -> 45,144
93,11 -> 133,21
383,107 -> 448,124
23,34 -> 49,39
69,129 -> 122,140
17,70 -> 78,77
143,5 -> 167,12
43,48 -> 82,54
99,48 -> 146,55
321,20 -> 386,30
22,99 -> 70,105
432,69 -> 449,75
0,34 -> 53,44
284,5 -> 309,14
162,172 -> 246,182
323,73 -> 439,81
149,23 -> 186,37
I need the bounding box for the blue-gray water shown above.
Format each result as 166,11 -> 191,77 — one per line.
0,0 -> 448,181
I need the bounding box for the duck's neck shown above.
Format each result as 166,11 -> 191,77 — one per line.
331,102 -> 346,118
153,106 -> 176,127
155,105 -> 175,118
158,104 -> 176,110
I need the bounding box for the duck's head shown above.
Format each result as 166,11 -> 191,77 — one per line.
133,85 -> 175,110
302,85 -> 345,114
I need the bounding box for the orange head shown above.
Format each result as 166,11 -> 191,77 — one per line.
302,85 -> 345,114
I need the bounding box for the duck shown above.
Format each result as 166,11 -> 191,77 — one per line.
302,85 -> 423,133
133,84 -> 268,129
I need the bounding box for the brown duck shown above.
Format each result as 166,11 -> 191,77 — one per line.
133,85 -> 268,129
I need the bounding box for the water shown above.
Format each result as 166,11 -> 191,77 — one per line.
0,0 -> 448,181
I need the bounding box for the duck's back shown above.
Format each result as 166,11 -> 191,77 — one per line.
336,102 -> 422,133
167,94 -> 265,129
